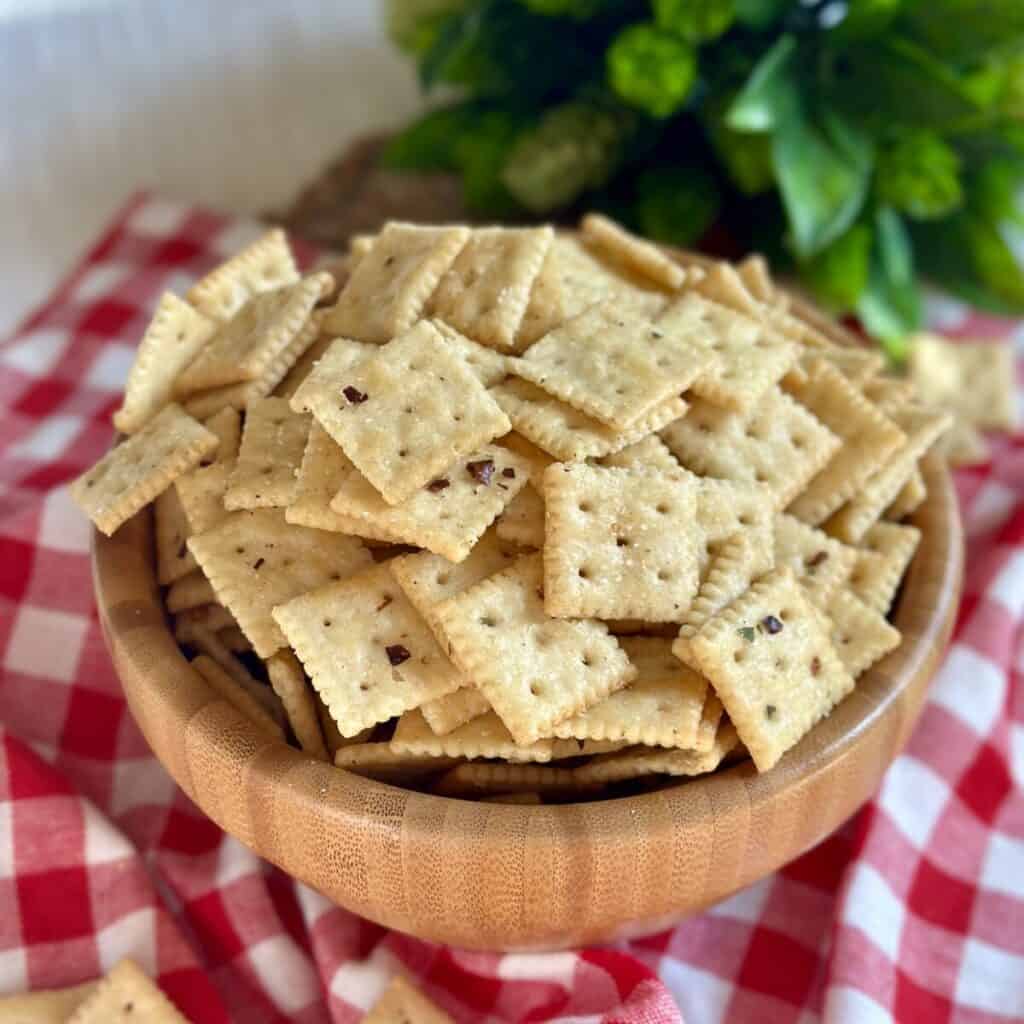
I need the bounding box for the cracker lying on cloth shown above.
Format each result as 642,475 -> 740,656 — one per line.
67,958 -> 191,1024
72,404 -> 217,536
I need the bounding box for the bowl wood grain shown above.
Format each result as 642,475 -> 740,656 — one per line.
91,270 -> 964,951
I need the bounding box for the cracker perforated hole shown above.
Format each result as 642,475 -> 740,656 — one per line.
480,614 -> 499,627
529,681 -> 544,696
656,503 -> 671,514
323,619 -> 332,628
578,567 -> 592,580
616,536 -> 630,548
578,502 -> 592,513
733,649 -> 746,663
775,657 -> 787,671
657,569 -> 673,581
436,573 -> 450,586
235,546 -> 246,554
779,608 -> 793,621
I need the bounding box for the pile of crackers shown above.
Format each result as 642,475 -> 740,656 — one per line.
72,215 -> 952,801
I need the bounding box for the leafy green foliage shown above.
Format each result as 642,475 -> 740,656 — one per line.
654,0 -> 735,43
876,132 -> 964,220
389,0 -> 1024,347
607,23 -> 698,119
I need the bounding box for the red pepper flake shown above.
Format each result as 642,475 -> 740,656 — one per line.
342,385 -> 368,404
535,586 -> 545,601
502,467 -> 516,479
761,614 -> 784,635
810,656 -> 821,676
385,644 -> 410,666
807,550 -> 829,568
253,557 -> 265,571
467,459 -> 495,485
427,478 -> 450,493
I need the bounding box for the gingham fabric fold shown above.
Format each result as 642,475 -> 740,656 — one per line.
1,194 -> 1022,1023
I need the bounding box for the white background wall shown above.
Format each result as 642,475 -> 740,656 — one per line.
0,0 -> 421,335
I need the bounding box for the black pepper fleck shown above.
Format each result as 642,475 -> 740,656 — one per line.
502,467 -> 516,479
761,614 -> 784,635
765,704 -> 777,719
427,478 -> 450,493
467,459 -> 495,485
253,557 -> 265,570
385,644 -> 410,666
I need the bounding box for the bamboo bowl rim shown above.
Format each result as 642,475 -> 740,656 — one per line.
91,257 -> 965,949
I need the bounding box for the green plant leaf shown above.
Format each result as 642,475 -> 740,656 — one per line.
380,102 -> 484,171
899,0 -> 1024,62
607,23 -> 698,119
727,34 -> 798,132
828,0 -> 903,40
876,131 -> 964,220
827,38 -> 981,132
801,222 -> 873,310
773,104 -> 874,257
386,0 -> 470,54
633,164 -> 721,245
856,210 -> 921,359
733,0 -> 790,30
502,101 -> 631,212
654,0 -> 735,43
706,102 -> 775,195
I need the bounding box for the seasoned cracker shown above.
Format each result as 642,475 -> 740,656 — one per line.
165,571 -> 216,613
73,404 -> 217,538
737,254 -> 776,303
112,293 -> 217,433
175,461 -> 232,534
658,294 -> 799,414
688,568 -> 854,772
661,389 -> 840,510
492,376 -> 687,462
495,485 -> 545,548
204,406 -> 242,461
328,442 -> 530,562
187,509 -> 372,657
67,959 -> 190,1024
942,421 -> 991,466
572,722 -> 740,784
774,513 -> 857,606
693,477 -> 769,549
552,636 -> 707,748
334,743 -> 457,781
430,226 -> 554,350
542,463 -> 700,621
266,650 -> 329,760
154,484 -> 197,584
785,357 -> 905,524
191,655 -> 284,741
909,333 -> 1016,431
848,521 -> 921,615
581,213 -> 686,290
286,422 -> 402,541
390,528 -> 520,647
187,228 -> 299,321
826,406 -> 952,542
674,532 -> 768,656
322,222 -> 469,343
287,336 -> 375,414
224,398 -> 309,510
272,332 -> 334,401
433,761 -> 594,798
433,553 -> 636,744
0,980 -> 96,1022
814,345 -> 885,387
175,604 -> 236,633
431,318 -> 510,385
363,976 -> 453,1024
887,468 -> 926,521
514,235 -> 668,350
176,273 -> 331,394
392,708 -> 562,762
272,562 -> 464,736
828,589 -> 901,678
498,432 -> 555,485
419,686 -> 491,735
309,320 -> 510,505
598,433 -> 679,473
514,301 -> 713,429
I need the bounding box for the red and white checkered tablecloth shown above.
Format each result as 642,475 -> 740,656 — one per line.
2,194 -> 1024,1023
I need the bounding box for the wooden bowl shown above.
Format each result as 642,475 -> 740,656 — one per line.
91,287 -> 964,952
